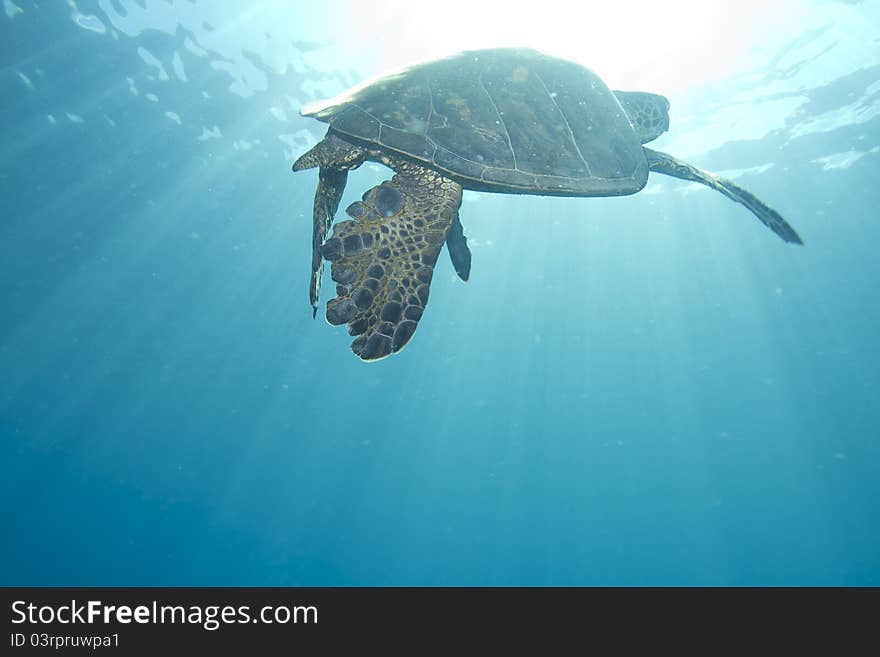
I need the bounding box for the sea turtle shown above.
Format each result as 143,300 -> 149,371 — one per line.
293,48 -> 802,361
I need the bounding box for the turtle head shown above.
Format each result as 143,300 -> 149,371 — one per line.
613,91 -> 670,144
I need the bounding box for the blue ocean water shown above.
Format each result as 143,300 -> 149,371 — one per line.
1,1 -> 878,586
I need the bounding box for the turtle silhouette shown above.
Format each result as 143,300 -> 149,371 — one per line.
294,48 -> 801,361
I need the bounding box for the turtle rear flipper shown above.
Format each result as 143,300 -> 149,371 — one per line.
446,212 -> 471,281
645,148 -> 803,245
320,162 -> 463,361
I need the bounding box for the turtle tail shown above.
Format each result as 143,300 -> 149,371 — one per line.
644,148 -> 803,245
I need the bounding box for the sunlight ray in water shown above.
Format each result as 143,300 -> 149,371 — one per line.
0,0 -> 878,587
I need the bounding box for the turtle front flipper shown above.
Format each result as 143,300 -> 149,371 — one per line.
309,167 -> 347,316
644,147 -> 803,245
293,134 -> 366,316
320,161 -> 463,361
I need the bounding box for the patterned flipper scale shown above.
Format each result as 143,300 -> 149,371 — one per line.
320,162 -> 463,361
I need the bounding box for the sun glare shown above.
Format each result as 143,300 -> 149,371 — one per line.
346,0 -> 796,94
